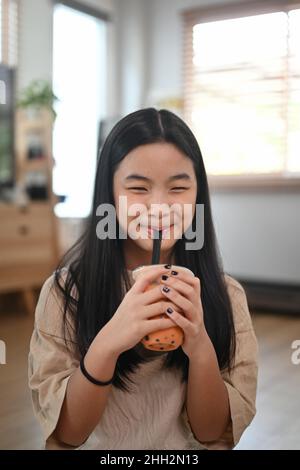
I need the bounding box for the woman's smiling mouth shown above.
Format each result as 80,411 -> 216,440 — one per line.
141,225 -> 174,239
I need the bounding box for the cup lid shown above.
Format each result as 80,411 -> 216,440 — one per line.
131,264 -> 194,280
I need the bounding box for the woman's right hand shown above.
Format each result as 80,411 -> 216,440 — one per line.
94,265 -> 177,357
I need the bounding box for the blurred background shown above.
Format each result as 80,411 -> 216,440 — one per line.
0,0 -> 299,450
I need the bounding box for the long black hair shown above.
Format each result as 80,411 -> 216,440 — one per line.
54,108 -> 236,391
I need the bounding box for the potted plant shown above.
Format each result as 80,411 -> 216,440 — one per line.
17,79 -> 59,120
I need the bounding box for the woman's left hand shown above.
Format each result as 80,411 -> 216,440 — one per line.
160,267 -> 207,358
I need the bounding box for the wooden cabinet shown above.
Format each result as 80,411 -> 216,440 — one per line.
0,108 -> 59,313
0,202 -> 58,313
0,203 -> 54,265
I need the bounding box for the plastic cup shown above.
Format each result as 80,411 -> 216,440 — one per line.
132,264 -> 194,352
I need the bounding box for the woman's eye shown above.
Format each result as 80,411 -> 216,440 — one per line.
171,187 -> 188,191
128,187 -> 188,192
128,187 -> 147,191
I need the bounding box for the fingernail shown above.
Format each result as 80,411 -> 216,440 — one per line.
164,264 -> 171,269
162,286 -> 170,293
161,275 -> 168,281
171,270 -> 178,276
166,307 -> 173,314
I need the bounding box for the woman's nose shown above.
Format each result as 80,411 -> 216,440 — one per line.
147,198 -> 172,223
146,189 -> 171,206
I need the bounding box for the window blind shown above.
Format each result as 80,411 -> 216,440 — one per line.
0,0 -> 18,66
182,0 -> 300,176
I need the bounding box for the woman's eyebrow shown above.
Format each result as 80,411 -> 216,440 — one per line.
168,173 -> 192,182
124,173 -> 192,182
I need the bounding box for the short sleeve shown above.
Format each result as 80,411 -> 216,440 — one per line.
186,274 -> 258,450
28,270 -> 80,449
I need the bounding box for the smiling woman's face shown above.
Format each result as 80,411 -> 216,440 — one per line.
113,142 -> 198,269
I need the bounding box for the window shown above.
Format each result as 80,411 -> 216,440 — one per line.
53,3 -> 107,217
182,1 -> 300,182
0,0 -> 18,66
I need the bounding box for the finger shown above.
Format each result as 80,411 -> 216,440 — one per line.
168,268 -> 200,293
142,300 -> 178,319
164,306 -> 194,334
160,283 -> 193,314
140,284 -> 167,305
160,275 -> 196,302
131,265 -> 172,294
143,317 -> 177,335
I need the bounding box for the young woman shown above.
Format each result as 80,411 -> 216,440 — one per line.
28,108 -> 258,450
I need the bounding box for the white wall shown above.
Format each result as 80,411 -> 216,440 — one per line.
114,0 -> 147,116
118,0 -> 300,283
18,0 -> 53,91
211,191 -> 300,283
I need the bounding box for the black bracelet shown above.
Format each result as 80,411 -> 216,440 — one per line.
79,356 -> 114,386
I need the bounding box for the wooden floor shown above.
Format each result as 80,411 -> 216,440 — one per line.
0,293 -> 300,450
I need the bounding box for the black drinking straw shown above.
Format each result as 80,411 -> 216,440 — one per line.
151,229 -> 163,264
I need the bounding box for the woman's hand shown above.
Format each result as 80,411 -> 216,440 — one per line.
159,266 -> 207,358
95,265 -> 179,357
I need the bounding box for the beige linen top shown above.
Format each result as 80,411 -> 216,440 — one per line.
28,268 -> 258,450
